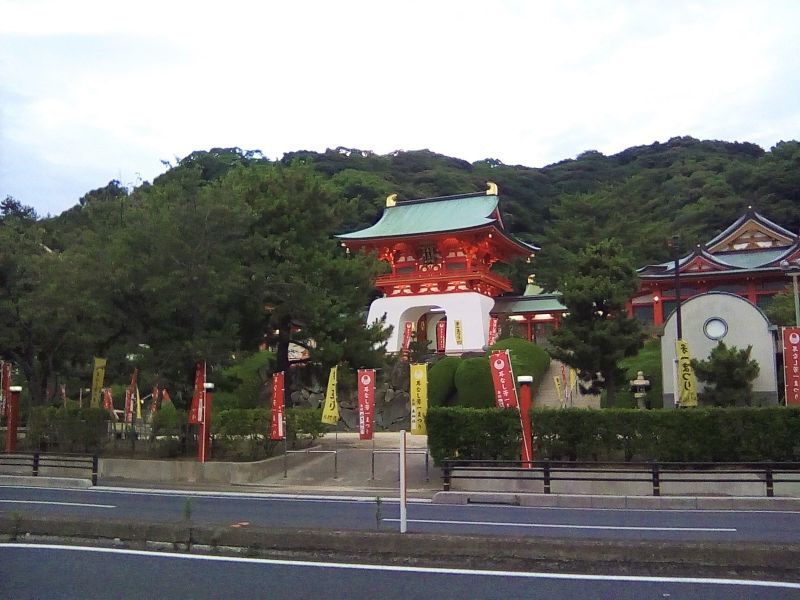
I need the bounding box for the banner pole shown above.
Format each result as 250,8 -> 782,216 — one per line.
399,429 -> 407,533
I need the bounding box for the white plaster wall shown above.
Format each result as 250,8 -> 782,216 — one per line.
660,292 -> 778,406
367,292 -> 495,354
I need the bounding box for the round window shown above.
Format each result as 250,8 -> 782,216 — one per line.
703,317 -> 728,340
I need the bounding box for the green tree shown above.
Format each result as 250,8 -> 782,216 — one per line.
690,342 -> 760,406
764,287 -> 797,326
548,239 -> 644,405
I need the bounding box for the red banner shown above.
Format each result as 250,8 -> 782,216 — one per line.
162,389 -> 172,406
783,327 -> 800,406
150,386 -> 160,414
487,317 -> 499,346
188,362 -> 205,424
436,320 -> 446,353
271,371 -> 285,440
401,321 -> 413,353
124,368 -> 139,424
489,350 -> 518,409
357,369 -> 375,440
1,361 -> 11,416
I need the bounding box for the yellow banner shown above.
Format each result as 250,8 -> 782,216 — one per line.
553,375 -> 564,405
410,363 -> 428,435
135,386 -> 142,420
454,320 -> 463,345
321,366 -> 339,424
90,357 -> 107,408
675,339 -> 698,407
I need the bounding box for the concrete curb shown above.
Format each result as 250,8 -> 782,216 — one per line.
0,476 -> 92,489
2,514 -> 800,578
432,491 -> 800,511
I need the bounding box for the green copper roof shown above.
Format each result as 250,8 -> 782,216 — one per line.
494,296 -> 566,314
337,193 -> 500,239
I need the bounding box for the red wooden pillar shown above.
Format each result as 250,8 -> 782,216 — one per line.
518,376 -> 533,467
5,386 -> 21,453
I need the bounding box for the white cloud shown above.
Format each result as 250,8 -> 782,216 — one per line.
1,0 -> 799,214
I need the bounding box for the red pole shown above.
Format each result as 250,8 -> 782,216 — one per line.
5,386 -> 21,453
198,383 -> 214,463
517,376 -> 533,467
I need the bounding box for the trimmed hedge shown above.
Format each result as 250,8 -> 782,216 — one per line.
426,406 -> 800,465
427,407 -> 521,465
490,337 -> 551,389
26,406 -> 109,453
453,358 -> 495,408
428,356 -> 461,407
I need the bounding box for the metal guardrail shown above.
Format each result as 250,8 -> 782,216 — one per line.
0,452 -> 98,485
371,449 -> 430,482
441,459 -> 800,497
283,448 -> 338,479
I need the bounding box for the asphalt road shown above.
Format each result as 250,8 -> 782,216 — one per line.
2,544 -> 799,600
2,484 -> 800,543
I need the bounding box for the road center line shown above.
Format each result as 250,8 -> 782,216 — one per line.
0,500 -> 116,509
383,517 -> 736,532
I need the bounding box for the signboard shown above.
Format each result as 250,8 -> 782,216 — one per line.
357,369 -> 375,440
454,320 -> 463,345
401,321 -> 413,353
487,317 -> 499,346
436,319 -> 446,353
783,327 -> 800,406
409,363 -> 428,434
270,371 -> 285,440
675,339 -> 698,407
489,350 -> 519,409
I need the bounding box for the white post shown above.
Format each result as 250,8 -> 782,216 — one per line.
399,429 -> 407,534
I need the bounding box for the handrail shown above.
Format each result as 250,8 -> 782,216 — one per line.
441,459 -> 800,497
371,449 -> 430,482
0,452 -> 98,485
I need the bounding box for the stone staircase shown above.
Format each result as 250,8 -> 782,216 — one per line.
534,359 -> 600,409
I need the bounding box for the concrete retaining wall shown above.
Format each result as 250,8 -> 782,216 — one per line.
99,455 -> 286,484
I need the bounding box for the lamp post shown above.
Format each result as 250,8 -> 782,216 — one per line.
5,385 -> 22,452
780,258 -> 800,326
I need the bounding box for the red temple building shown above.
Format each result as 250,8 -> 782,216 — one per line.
632,209 -> 800,325
337,183 -> 537,353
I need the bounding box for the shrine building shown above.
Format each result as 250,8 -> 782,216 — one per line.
337,184 -> 538,353
632,209 -> 800,325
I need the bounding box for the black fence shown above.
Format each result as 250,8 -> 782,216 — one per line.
441,459 -> 800,497
0,452 -> 98,485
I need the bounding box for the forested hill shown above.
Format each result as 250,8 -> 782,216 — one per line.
53,136 -> 799,290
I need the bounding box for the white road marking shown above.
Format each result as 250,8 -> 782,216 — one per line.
2,544 -> 797,589
0,500 -> 115,508
383,517 -> 736,532
89,487 -> 430,504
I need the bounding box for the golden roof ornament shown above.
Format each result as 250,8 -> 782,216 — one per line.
486,181 -> 498,195
386,193 -> 397,207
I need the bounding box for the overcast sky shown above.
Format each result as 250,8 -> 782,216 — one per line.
2,0 -> 799,216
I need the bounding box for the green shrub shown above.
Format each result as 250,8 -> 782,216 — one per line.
453,358 -> 495,408
428,356 -> 461,407
26,406 -> 109,453
490,338 -> 551,389
427,406 -> 800,464
426,407 -> 521,465
153,403 -> 187,437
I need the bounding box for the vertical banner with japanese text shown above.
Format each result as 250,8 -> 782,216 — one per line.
124,368 -> 139,424
410,363 -> 428,435
401,321 -> 413,353
782,327 -> 800,405
454,320 -> 464,345
270,371 -> 285,440
90,357 -> 107,408
675,339 -> 698,407
188,362 -> 205,424
436,319 -> 447,353
553,375 -> 564,407
487,317 -> 499,346
489,350 -> 519,409
321,366 -> 339,424
357,369 -> 375,440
